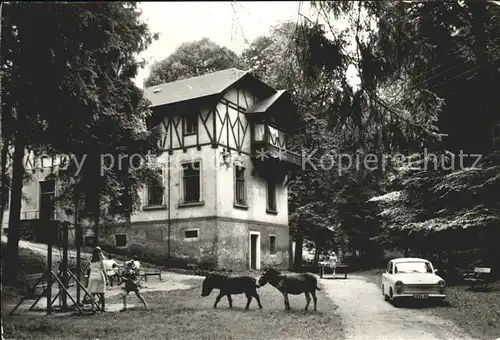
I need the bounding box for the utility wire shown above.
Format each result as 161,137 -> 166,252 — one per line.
275,53 -> 498,138
385,37 -> 500,103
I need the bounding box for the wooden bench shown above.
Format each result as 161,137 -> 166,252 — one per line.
138,266 -> 162,282
464,267 -> 492,289
336,264 -> 349,279
318,263 -> 349,279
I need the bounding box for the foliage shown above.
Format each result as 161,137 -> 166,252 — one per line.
298,1 -> 500,157
293,2 -> 448,156
370,164 -> 500,280
1,2 -> 160,283
144,38 -> 244,87
372,165 -> 500,232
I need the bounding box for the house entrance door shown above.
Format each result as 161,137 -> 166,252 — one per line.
249,232 -> 260,270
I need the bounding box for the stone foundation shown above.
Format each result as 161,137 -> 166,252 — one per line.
96,216 -> 290,271
216,218 -> 289,270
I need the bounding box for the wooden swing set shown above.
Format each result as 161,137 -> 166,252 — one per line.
9,221 -> 101,315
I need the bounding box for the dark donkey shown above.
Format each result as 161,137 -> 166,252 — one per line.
201,273 -> 263,309
258,268 -> 319,312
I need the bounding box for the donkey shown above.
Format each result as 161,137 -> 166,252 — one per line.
258,268 -> 319,312
201,273 -> 263,310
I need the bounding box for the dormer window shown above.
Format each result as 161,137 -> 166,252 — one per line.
254,124 -> 265,142
184,112 -> 198,135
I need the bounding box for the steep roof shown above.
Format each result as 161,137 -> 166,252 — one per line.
246,90 -> 287,114
144,68 -> 252,107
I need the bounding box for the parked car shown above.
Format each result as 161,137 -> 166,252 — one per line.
381,257 -> 446,306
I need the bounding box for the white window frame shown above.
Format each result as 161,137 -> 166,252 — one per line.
180,159 -> 203,204
266,179 -> 277,213
145,163 -> 165,207
253,123 -> 265,142
234,164 -> 247,206
183,112 -> 198,135
269,234 -> 277,255
184,228 -> 199,241
115,233 -> 127,248
38,178 -> 56,220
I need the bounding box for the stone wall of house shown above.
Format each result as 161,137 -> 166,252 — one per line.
95,216 -> 290,271
216,218 -> 290,271
97,217 -> 218,269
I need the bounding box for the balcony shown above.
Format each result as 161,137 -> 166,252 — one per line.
251,141 -> 302,167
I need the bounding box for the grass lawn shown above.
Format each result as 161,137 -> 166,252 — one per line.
2,278 -> 343,340
358,269 -> 500,340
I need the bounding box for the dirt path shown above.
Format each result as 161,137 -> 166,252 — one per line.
1,235 -> 90,260
320,274 -> 477,340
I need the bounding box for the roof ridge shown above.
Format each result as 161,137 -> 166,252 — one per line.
146,68 -> 247,90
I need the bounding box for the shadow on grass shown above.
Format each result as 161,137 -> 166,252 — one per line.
3,284 -> 344,340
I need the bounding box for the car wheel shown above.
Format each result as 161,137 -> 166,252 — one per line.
382,285 -> 389,301
389,288 -> 401,307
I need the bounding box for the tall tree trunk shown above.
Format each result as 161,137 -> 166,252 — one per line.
293,233 -> 304,272
313,245 -> 320,265
0,3 -> 9,235
0,139 -> 8,229
4,109 -> 26,285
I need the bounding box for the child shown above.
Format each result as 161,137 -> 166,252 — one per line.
103,255 -> 119,287
119,262 -> 148,312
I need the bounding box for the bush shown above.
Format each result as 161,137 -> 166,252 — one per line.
1,241 -> 46,288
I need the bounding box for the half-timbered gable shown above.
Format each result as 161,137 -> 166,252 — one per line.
131,68 -> 299,270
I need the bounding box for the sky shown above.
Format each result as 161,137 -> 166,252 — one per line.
134,1 -> 313,88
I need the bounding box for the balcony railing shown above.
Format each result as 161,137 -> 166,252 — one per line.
21,211 -> 39,220
251,141 -> 302,167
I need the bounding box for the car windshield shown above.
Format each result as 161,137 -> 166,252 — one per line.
394,262 -> 433,274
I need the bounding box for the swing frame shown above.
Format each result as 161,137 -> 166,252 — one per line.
9,221 -> 100,316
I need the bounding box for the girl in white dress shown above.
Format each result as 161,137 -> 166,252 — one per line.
330,252 -> 338,277
87,246 -> 107,313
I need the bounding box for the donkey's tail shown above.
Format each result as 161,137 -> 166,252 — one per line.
316,284 -> 321,291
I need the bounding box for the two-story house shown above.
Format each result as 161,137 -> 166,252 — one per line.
1,68 -> 301,271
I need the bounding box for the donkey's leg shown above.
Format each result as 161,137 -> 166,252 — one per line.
245,292 -> 253,310
253,291 -> 263,309
226,294 -> 233,308
214,292 -> 224,308
282,293 -> 290,310
311,289 -> 318,312
304,292 -> 311,312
